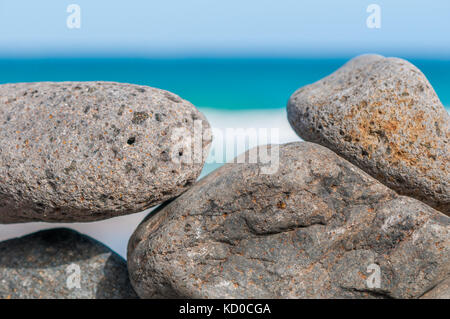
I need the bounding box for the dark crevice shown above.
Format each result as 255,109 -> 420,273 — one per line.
127,137 -> 136,145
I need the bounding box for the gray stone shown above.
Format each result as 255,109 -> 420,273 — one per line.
287,55 -> 450,214
0,228 -> 138,299
0,82 -> 211,223
127,142 -> 449,299
420,278 -> 450,299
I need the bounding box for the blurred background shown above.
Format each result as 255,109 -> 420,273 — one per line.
0,0 -> 449,257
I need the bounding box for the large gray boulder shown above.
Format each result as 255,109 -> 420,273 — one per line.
287,55 -> 449,214
0,82 -> 211,223
0,228 -> 138,299
128,142 -> 449,299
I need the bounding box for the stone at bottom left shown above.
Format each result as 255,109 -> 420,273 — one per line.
0,228 -> 138,299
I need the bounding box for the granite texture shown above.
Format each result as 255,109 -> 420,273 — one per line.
0,228 -> 138,299
0,82 -> 211,223
420,278 -> 450,299
128,142 -> 449,299
287,55 -> 449,214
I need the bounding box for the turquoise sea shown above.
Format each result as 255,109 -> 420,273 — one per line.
0,58 -> 449,110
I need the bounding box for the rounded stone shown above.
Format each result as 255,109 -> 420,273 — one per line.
0,82 -> 211,223
0,228 -> 138,299
287,55 -> 449,214
128,142 -> 449,299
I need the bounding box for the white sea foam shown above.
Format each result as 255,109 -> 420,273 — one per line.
199,107 -> 299,144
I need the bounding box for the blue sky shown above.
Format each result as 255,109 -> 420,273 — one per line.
0,0 -> 449,58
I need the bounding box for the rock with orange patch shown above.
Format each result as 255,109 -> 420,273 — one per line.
127,142 -> 449,298
287,54 -> 449,214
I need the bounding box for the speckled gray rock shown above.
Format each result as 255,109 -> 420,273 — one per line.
127,142 -> 449,299
0,228 -> 138,299
420,278 -> 450,299
287,55 -> 450,214
0,82 -> 211,223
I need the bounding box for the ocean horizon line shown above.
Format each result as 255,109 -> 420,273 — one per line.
0,55 -> 450,62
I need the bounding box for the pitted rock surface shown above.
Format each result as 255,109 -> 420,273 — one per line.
0,82 -> 211,223
0,228 -> 138,299
128,142 -> 449,299
287,55 -> 450,214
